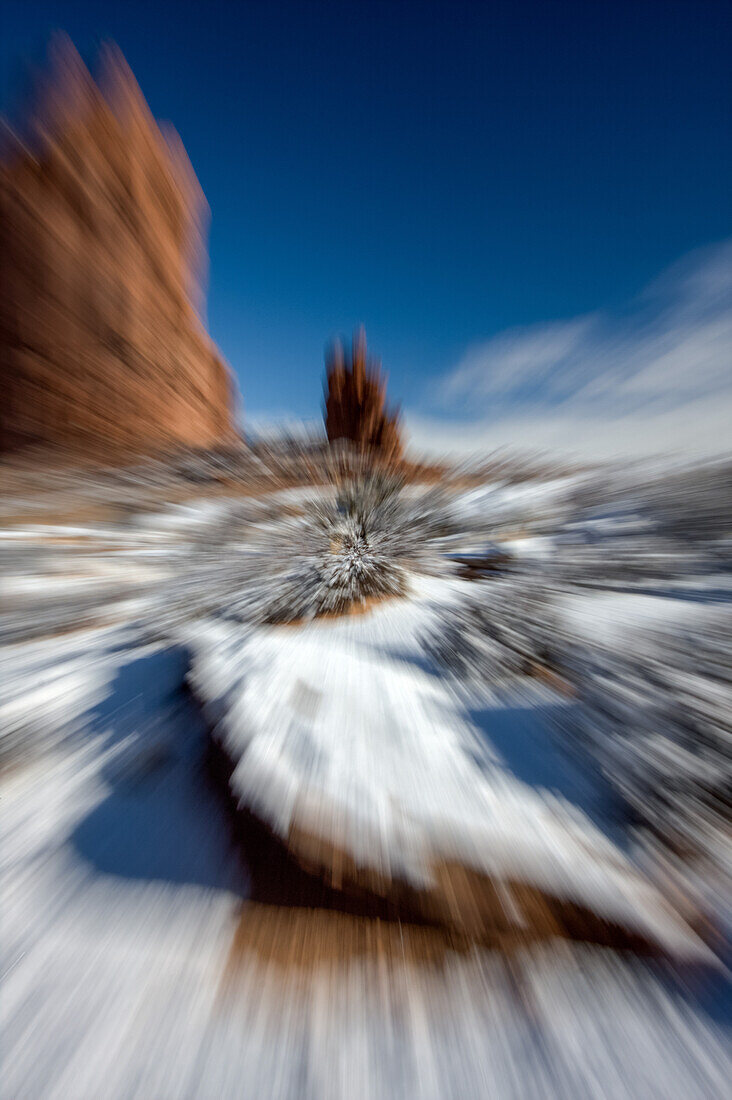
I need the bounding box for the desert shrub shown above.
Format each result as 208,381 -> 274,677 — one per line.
558,614 -> 732,870
424,578 -> 560,686
251,474 -> 467,622
428,572 -> 731,874
153,469 -> 474,628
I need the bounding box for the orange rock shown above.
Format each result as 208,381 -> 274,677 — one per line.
324,327 -> 402,460
0,35 -> 239,457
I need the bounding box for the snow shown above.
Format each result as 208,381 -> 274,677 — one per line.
188,574 -> 708,958
563,590 -> 712,643
2,632 -> 729,1098
0,627 -> 124,764
448,476 -> 577,527
2,469 -> 730,1097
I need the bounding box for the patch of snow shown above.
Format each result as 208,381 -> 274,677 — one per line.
189,576 -> 707,958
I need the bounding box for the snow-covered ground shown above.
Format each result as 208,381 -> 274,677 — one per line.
188,573 -> 708,956
1,467 -> 730,1098
2,631 -> 729,1099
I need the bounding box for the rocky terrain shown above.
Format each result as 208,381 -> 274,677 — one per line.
0,36 -> 237,457
1,445 -> 730,1097
325,328 -> 403,460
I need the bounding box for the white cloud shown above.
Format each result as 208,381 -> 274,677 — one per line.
440,317 -> 596,404
405,394 -> 732,462
423,239 -> 732,459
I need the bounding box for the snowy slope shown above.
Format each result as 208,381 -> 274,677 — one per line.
188,575 -> 707,957
2,468 -> 730,1097
1,633 -> 729,1099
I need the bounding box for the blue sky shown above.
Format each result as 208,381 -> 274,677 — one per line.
2,1 -> 731,457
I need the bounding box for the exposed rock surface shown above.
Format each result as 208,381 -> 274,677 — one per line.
324,328 -> 402,460
0,35 -> 238,456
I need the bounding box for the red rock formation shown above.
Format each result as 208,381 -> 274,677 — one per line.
0,35 -> 238,456
324,328 -> 403,460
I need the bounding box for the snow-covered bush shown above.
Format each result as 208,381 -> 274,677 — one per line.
254,506 -> 409,623
246,474 -> 473,623
154,470 -> 472,629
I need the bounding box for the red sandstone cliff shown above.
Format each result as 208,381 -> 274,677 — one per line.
0,35 -> 238,456
324,328 -> 402,460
